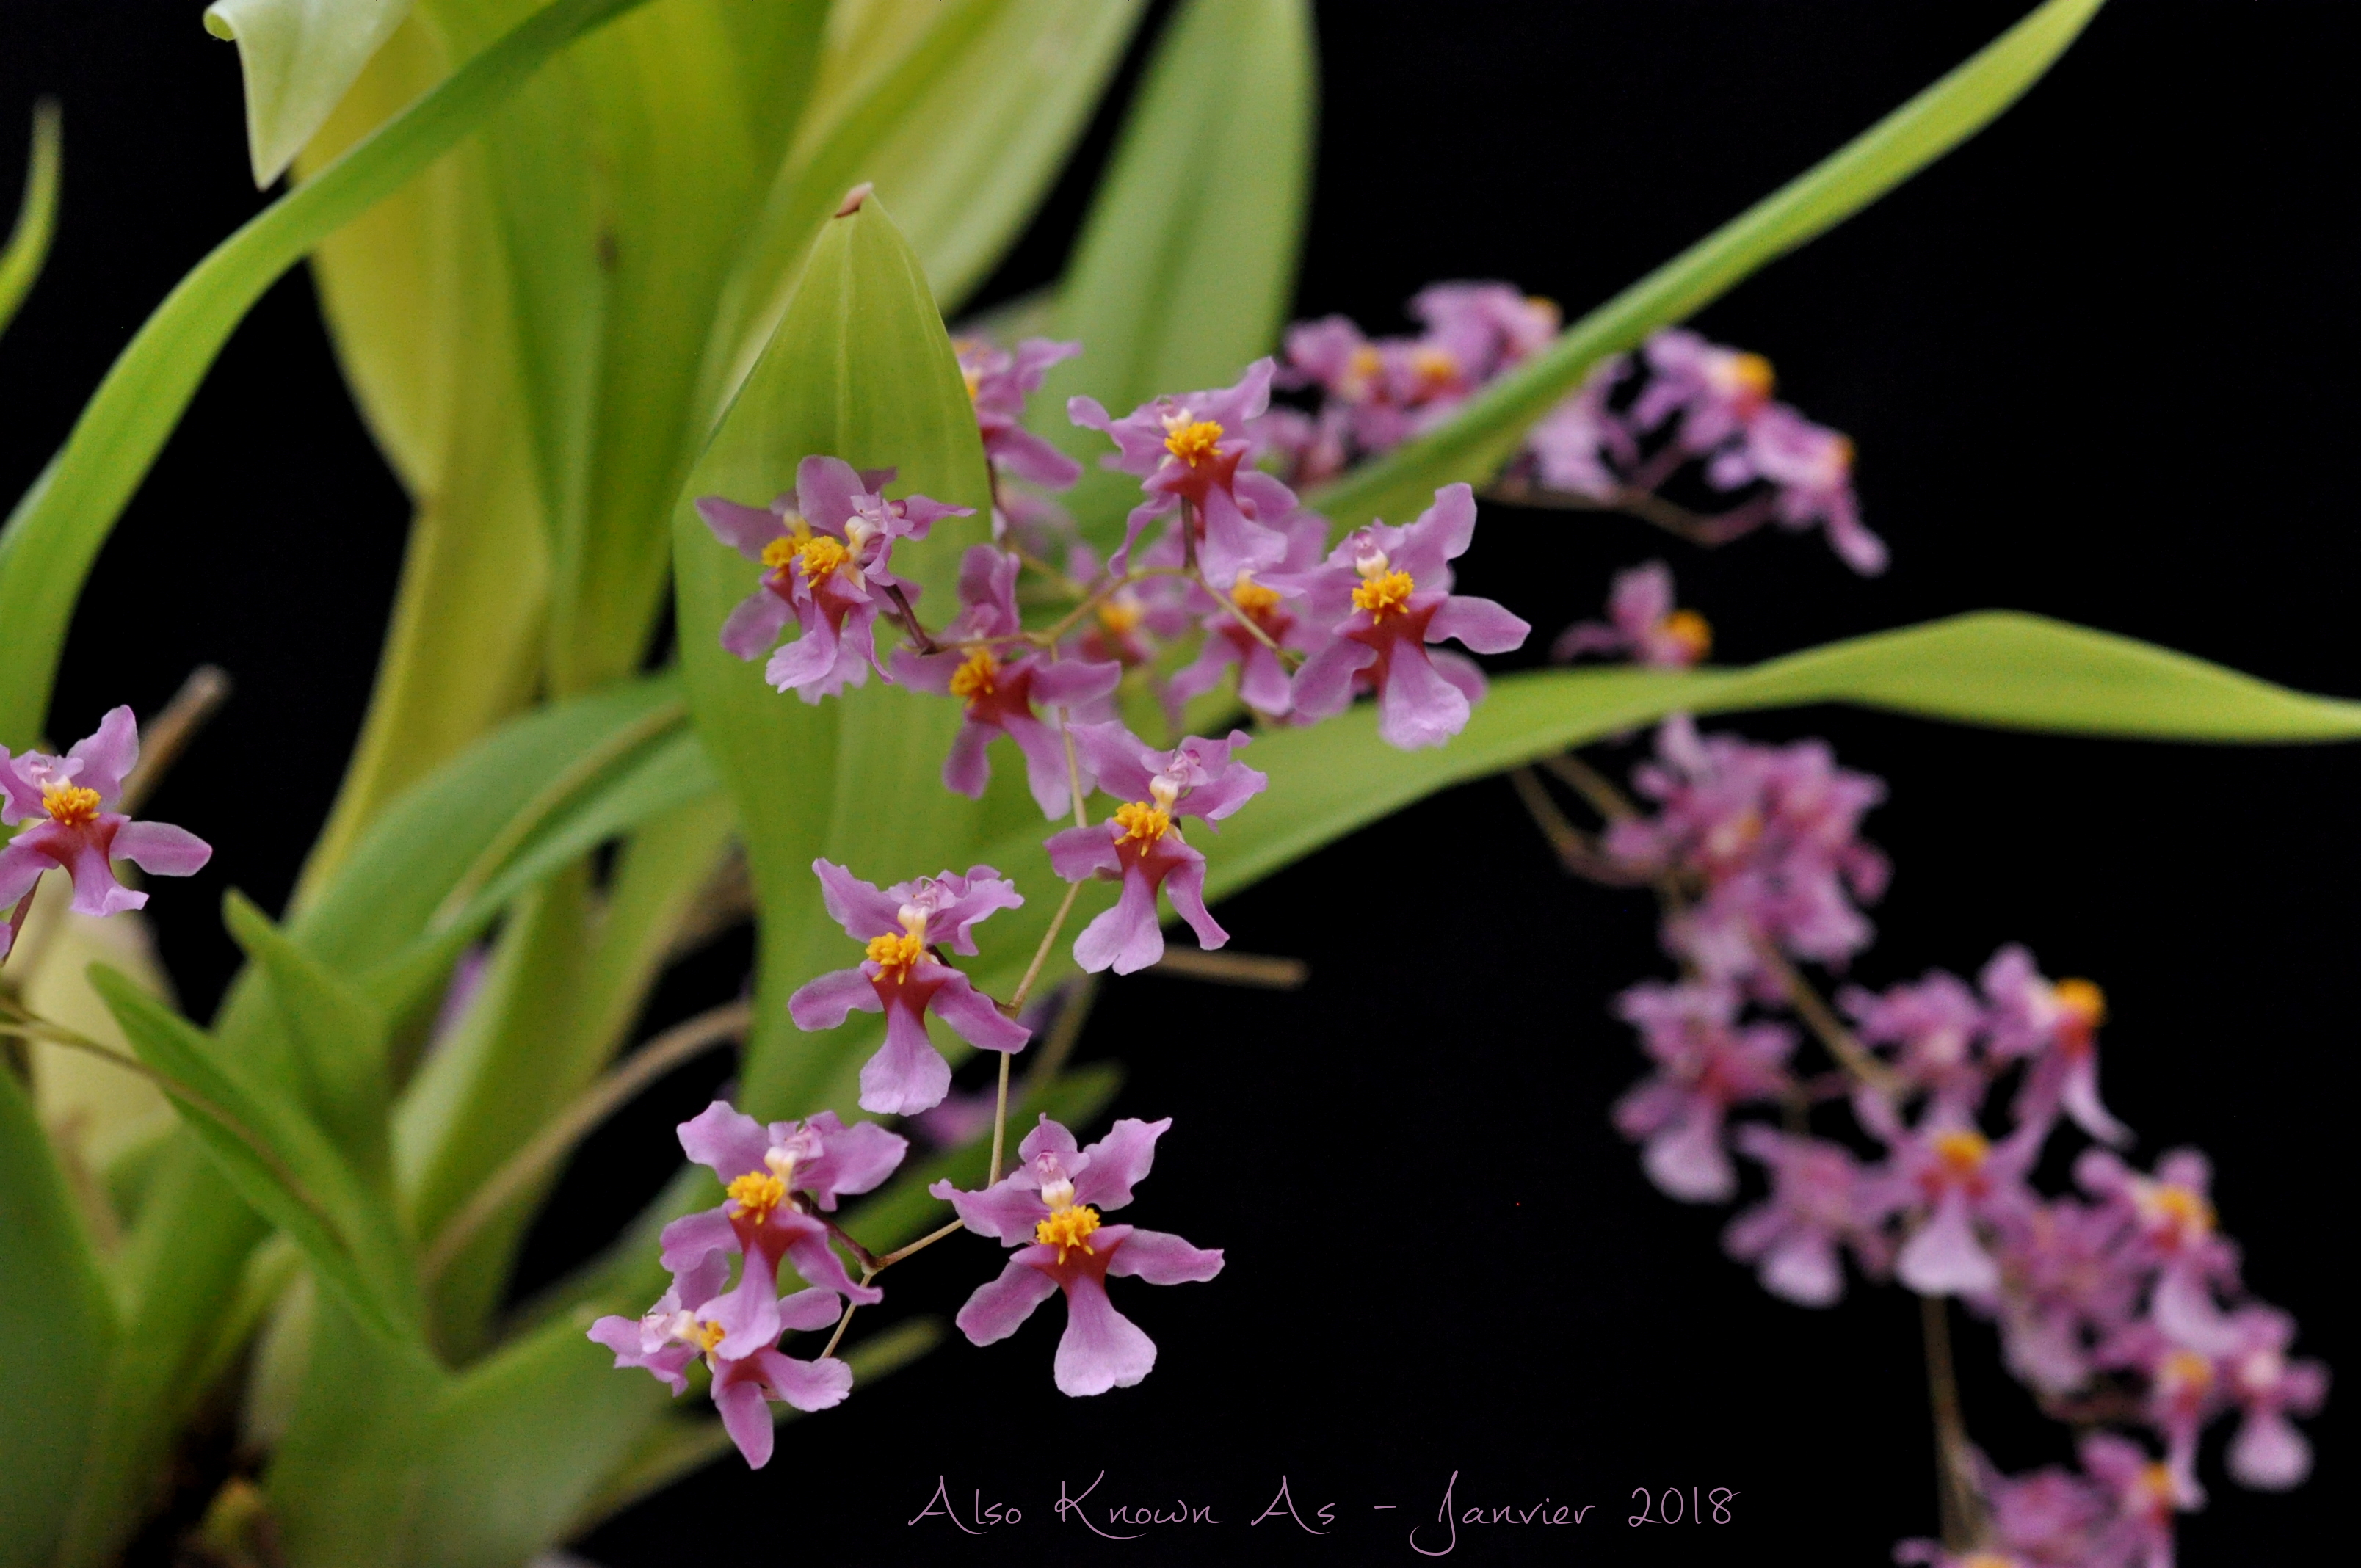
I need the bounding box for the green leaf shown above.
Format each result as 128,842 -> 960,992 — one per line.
223,890 -> 394,1182
205,0 -> 416,186
88,970 -> 420,1348
1031,0 -> 1316,537
669,192 -> 992,1120
0,1063 -> 115,1568
0,98 -> 60,344
1211,609 -> 2361,901
1305,0 -> 2108,530
0,0 -> 662,751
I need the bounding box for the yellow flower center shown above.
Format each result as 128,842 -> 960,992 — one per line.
2148,1183 -> 2214,1238
866,929 -> 925,983
42,783 -> 102,827
2136,1462 -> 2175,1507
1959,1556 -> 2017,1568
1346,344 -> 1382,385
1658,609 -> 1713,660
793,534 -> 852,581
1163,419 -> 1224,467
1097,597 -> 1145,636
1932,1130 -> 1990,1177
1112,800 -> 1170,847
1718,351 -> 1775,401
1352,570 -> 1415,619
2161,1349 -> 2214,1393
727,1169 -> 786,1224
1035,1203 -> 1101,1263
686,1318 -> 727,1354
2053,977 -> 2106,1028
949,648 -> 999,701
1409,346 -> 1459,385
1229,572 -> 1283,617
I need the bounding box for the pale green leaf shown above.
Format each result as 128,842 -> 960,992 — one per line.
223,890 -> 394,1182
88,970 -> 421,1349
0,98 -> 61,343
0,0 -> 661,751
1031,0 -> 1316,537
0,1064 -> 115,1568
205,0 -> 415,186
670,193 -> 991,1120
1306,0 -> 2108,530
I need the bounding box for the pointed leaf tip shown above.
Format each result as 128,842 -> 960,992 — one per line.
836,181 -> 875,218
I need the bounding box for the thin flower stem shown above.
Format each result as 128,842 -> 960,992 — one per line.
1755,943 -> 1901,1096
1921,1291 -> 1987,1551
1509,766 -> 1633,882
1194,569 -> 1302,669
882,584 -> 937,656
1026,565 -> 1192,651
1146,948 -> 1308,988
1484,476 -> 1776,548
1004,721 -> 1093,1021
118,663 -> 233,815
1012,545 -> 1091,600
421,1001 -> 751,1282
987,1048 -> 1013,1185
816,1211 -> 882,1273
1540,750 -> 1640,822
819,1214 -> 971,1360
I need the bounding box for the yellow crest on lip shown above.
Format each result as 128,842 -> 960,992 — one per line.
1035,1203 -> 1101,1263
1932,1129 -> 1990,1176
793,534 -> 852,581
1352,569 -> 1415,619
1112,800 -> 1170,847
1230,572 -> 1283,616
42,783 -> 101,827
727,1169 -> 786,1223
949,649 -> 998,701
1164,419 -> 1223,466
866,929 -> 925,982
1658,609 -> 1712,661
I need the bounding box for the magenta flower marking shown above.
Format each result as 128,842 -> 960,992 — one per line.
697,454 -> 973,702
932,1115 -> 1221,1397
588,1248 -> 852,1470
1066,357 -> 1296,584
1279,483 -> 1530,749
657,1102 -> 909,1348
1551,559 -> 1711,669
891,545 -> 1120,819
787,862 -> 1031,1115
0,707 -> 211,953
1167,513 -> 1333,716
958,336 -> 1084,490
1044,722 -> 1266,975
1611,980 -> 1796,1202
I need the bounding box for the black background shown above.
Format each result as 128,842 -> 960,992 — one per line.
1,2 -> 2348,1564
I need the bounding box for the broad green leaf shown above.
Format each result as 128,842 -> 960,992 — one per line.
670,194 -> 992,1120
0,98 -> 60,342
89,970 -> 421,1348
225,890 -> 394,1182
703,0 -> 1143,418
0,1063 -> 115,1568
1306,0 -> 2108,530
205,0 -> 415,185
266,1293 -> 445,1568
0,0 -> 661,752
1029,0 -> 1316,536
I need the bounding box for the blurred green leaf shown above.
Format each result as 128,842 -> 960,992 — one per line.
1305,0 -> 2108,530
224,890 -> 394,1183
0,0 -> 660,752
670,193 -> 991,1120
89,970 -> 421,1349
0,98 -> 60,344
0,1061 -> 115,1568
1029,0 -> 1316,537
205,0 -> 415,186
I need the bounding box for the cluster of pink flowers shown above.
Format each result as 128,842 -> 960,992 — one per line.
1588,718 -> 2326,1567
1258,290 -> 1882,576
613,327 -> 1548,1459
